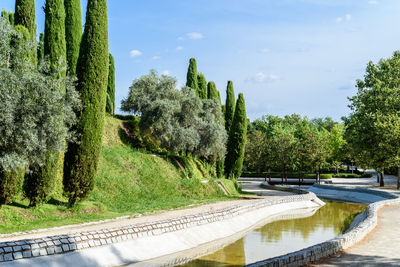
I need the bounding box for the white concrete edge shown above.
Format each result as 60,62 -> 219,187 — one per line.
0,193 -> 324,267
247,185 -> 400,267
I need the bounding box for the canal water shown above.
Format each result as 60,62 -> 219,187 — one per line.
179,201 -> 366,266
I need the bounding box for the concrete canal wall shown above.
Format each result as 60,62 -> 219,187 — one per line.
0,192 -> 324,267
247,184 -> 400,267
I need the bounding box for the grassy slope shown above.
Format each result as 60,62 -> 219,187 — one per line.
0,116 -> 230,234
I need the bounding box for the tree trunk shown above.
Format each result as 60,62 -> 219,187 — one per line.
397,167 -> 400,190
380,169 -> 384,187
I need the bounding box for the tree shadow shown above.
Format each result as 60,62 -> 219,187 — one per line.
315,252 -> 400,266
47,197 -> 69,207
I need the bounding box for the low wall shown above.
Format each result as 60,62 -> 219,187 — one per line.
246,185 -> 400,267
0,192 -> 323,267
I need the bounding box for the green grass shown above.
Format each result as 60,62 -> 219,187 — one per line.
0,116 -> 231,234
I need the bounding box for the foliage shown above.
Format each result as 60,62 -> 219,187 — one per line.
346,51 -> 400,187
64,0 -> 109,206
0,18 -> 80,207
106,53 -> 115,115
245,114 -> 338,175
44,0 -> 67,74
197,72 -> 207,99
64,0 -> 82,75
186,58 -> 198,94
327,123 -> 347,172
14,0 -> 35,40
28,0 -> 68,207
244,130 -> 268,173
225,93 -> 247,179
121,71 -> 227,159
225,80 -> 235,132
37,32 -> 44,63
207,81 -> 220,102
1,9 -> 14,26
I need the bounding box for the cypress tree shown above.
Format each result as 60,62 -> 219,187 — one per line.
207,81 -> 220,101
106,53 -> 115,115
197,73 -> 207,99
186,58 -> 199,93
14,0 -> 36,40
44,0 -> 67,74
24,0 -> 67,206
225,93 -> 247,179
225,81 -> 235,132
1,10 -> 14,26
64,0 -> 82,75
8,12 -> 14,26
64,0 -> 109,206
37,33 -> 44,63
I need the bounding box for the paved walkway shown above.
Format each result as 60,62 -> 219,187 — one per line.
315,204 -> 400,266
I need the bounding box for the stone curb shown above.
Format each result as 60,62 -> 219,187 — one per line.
0,193 -> 318,263
246,186 -> 400,267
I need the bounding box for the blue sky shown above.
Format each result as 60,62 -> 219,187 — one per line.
2,0 -> 400,121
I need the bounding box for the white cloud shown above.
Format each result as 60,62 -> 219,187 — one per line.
176,46 -> 184,51
130,50 -> 142,58
177,36 -> 184,41
161,70 -> 170,76
187,32 -> 204,40
336,17 -> 343,23
368,0 -> 378,4
261,48 -> 270,53
152,56 -> 160,60
247,72 -> 279,83
345,14 -> 352,21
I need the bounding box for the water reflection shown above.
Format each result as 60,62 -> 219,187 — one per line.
181,201 -> 365,266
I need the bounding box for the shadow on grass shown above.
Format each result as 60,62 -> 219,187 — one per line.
8,201 -> 28,209
47,197 -> 69,207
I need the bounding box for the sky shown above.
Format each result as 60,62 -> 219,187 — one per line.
2,0 -> 400,121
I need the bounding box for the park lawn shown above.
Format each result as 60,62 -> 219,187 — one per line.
0,116 -> 232,234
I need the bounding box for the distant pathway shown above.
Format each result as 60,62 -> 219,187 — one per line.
315,204 -> 400,266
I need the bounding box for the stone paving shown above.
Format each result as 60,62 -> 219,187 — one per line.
314,204 -> 400,267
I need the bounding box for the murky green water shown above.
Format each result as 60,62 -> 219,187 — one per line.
180,201 -> 366,266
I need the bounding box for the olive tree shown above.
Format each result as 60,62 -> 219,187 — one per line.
0,18 -> 80,206
121,70 -> 227,160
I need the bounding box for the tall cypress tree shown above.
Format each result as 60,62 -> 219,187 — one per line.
64,0 -> 109,206
225,81 -> 235,132
106,53 -> 115,115
14,0 -> 35,40
186,58 -> 199,93
197,73 -> 207,99
24,0 -> 67,206
44,0 -> 67,74
64,0 -> 82,75
225,93 -> 247,179
207,81 -> 220,101
37,32 -> 44,63
14,0 -> 36,65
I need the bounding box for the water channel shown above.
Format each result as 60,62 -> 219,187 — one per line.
178,201 -> 366,266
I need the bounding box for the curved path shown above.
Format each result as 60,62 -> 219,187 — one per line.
316,204 -> 400,266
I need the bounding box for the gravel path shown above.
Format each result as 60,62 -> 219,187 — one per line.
315,204 -> 400,267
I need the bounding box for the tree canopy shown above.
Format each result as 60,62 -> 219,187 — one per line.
121,70 -> 227,159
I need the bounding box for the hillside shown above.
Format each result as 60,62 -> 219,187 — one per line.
0,116 -> 232,233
